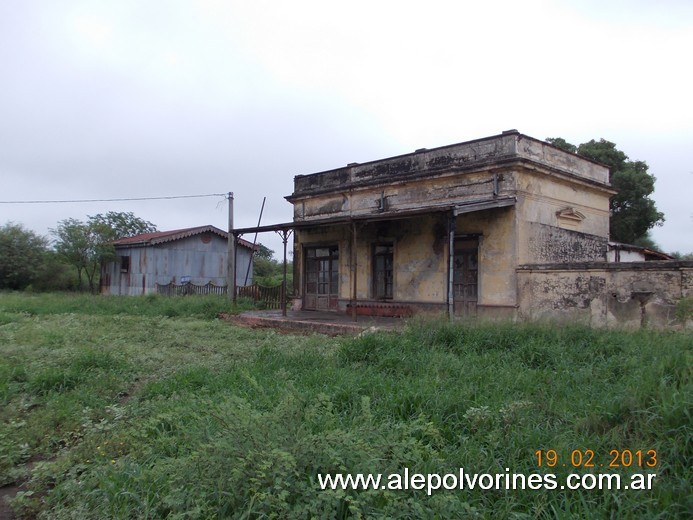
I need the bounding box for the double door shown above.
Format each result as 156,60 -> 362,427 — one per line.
304,246 -> 339,310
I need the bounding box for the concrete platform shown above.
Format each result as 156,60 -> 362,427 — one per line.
226,309 -> 408,335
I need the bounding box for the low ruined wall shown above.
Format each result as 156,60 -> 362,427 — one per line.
517,261 -> 693,329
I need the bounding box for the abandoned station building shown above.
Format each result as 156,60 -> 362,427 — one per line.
234,130 -> 691,328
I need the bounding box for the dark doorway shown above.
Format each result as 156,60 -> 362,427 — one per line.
453,237 -> 478,316
373,244 -> 394,300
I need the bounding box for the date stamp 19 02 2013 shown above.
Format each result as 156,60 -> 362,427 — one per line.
535,449 -> 657,469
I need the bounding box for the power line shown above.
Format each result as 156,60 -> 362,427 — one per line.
0,193 -> 228,204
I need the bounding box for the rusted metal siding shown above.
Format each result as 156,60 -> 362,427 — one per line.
101,235 -> 253,296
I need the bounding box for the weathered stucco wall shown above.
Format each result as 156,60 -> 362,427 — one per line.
515,169 -> 610,265
517,262 -> 693,329
515,135 -> 609,184
456,207 -> 517,308
292,133 -> 520,197
295,170 -> 514,222
294,215 -> 450,309
515,170 -> 610,235
293,208 -> 522,312
291,131 -> 609,198
366,215 -> 448,303
524,223 -> 607,263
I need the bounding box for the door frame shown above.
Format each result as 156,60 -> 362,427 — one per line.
303,244 -> 340,311
453,234 -> 479,317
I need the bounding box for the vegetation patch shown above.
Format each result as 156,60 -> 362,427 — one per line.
675,296 -> 693,324
0,294 -> 690,518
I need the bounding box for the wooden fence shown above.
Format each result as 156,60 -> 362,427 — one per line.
237,284 -> 283,310
155,282 -> 284,309
156,282 -> 227,297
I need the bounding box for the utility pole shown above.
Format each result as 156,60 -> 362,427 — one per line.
227,192 -> 236,302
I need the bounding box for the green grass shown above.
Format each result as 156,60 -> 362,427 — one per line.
0,293 -> 690,518
0,291 -> 248,320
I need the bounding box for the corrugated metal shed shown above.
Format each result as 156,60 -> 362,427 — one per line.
101,225 -> 255,296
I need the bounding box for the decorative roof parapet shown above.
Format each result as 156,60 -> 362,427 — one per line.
288,131 -> 611,200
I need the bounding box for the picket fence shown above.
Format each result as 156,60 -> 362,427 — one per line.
155,282 -> 283,309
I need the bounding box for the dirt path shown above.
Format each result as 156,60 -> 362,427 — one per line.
0,379 -> 146,519
0,484 -> 19,519
0,461 -> 35,520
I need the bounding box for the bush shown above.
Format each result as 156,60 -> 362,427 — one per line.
0,223 -> 48,290
675,296 -> 693,323
0,292 -> 235,319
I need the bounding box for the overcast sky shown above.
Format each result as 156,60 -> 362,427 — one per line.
1,0 -> 692,256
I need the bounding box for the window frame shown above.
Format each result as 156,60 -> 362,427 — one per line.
120,255 -> 130,273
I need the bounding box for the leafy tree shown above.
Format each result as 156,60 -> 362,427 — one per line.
52,218 -> 102,292
546,137 -> 664,244
631,232 -> 661,251
254,243 -> 275,261
52,212 -> 156,293
0,222 -> 48,290
545,137 -> 577,153
31,250 -> 80,291
88,211 -> 156,241
577,139 -> 629,172
670,251 -> 693,260
253,243 -> 292,288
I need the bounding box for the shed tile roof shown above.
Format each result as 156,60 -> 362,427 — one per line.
111,225 -> 256,249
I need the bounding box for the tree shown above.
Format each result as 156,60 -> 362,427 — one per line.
0,222 -> 48,290
31,250 -> 80,291
546,137 -> 664,244
52,218 -> 101,292
252,243 -> 292,287
631,232 -> 661,251
545,137 -> 577,154
254,243 -> 275,261
670,252 -> 693,260
52,212 -> 156,293
88,211 -> 156,241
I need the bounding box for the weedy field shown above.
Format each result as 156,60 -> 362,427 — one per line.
0,292 -> 690,518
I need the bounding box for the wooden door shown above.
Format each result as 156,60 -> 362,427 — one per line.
453,238 -> 478,316
304,246 -> 339,310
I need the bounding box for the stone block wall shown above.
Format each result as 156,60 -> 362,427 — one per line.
517,261 -> 693,329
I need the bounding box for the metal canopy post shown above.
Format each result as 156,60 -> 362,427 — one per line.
276,229 -> 293,317
351,221 -> 358,322
233,233 -> 239,304
448,210 -> 456,320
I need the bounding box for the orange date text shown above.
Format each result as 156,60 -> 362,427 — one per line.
534,449 -> 657,468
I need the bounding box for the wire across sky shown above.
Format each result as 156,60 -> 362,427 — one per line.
0,193 -> 228,204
